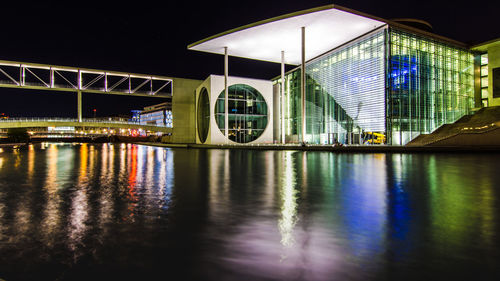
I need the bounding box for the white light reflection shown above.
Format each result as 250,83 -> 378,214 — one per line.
98,144 -> 114,233
208,150 -> 230,219
68,181 -> 88,254
157,148 -> 174,211
278,151 -> 298,252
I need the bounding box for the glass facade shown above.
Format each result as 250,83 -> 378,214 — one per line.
140,109 -> 173,127
215,84 -> 268,143
388,29 -> 474,145
277,28 -> 474,145
282,30 -> 386,144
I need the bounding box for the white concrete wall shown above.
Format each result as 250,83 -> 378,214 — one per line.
195,75 -> 273,144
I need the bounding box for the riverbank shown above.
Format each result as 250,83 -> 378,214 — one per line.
0,143 -> 26,148
3,141 -> 500,153
135,142 -> 500,153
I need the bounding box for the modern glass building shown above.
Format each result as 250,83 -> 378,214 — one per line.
188,5 -> 475,145
140,102 -> 173,128
277,28 -> 474,145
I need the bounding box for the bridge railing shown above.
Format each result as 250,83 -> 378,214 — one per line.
0,117 -> 169,127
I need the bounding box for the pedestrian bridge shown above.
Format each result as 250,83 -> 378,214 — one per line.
0,118 -> 172,133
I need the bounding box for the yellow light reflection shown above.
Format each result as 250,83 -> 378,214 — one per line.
79,144 -> 88,184
42,144 -> 61,242
428,155 -> 495,249
27,144 -> 35,182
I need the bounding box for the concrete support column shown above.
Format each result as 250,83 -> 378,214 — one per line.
301,26 -> 306,145
224,46 -> 229,143
77,69 -> 82,123
77,90 -> 82,123
281,50 -> 286,144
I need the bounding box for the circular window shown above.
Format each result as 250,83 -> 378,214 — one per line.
197,87 -> 210,143
215,84 -> 268,143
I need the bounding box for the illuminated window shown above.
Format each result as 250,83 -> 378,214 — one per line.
482,88 -> 489,99
481,77 -> 489,87
480,53 -> 489,105
493,67 -> 500,98
481,54 -> 488,65
481,65 -> 488,76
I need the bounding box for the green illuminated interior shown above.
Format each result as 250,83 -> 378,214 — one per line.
388,29 -> 474,145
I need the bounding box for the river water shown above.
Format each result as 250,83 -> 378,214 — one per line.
0,143 -> 499,280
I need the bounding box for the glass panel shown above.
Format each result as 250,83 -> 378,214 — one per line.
482,88 -> 489,99
482,99 -> 488,107
481,77 -> 489,87
282,30 -> 386,145
493,67 -> 500,98
481,65 -> 488,77
215,84 -> 268,143
481,53 -> 488,65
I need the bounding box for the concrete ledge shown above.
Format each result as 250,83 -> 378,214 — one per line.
135,142 -> 500,153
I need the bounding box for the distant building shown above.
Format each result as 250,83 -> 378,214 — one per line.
130,110 -> 141,123
471,39 -> 500,108
140,102 -> 173,128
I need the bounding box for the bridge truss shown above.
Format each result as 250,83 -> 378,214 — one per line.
0,60 -> 172,97
0,60 -> 173,122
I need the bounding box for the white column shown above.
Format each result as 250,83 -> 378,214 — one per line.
301,26 -> 306,145
77,90 -> 82,123
224,47 -> 229,143
281,50 -> 286,144
77,70 -> 82,123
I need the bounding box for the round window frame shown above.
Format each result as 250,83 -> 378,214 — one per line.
214,84 -> 268,143
197,87 -> 210,143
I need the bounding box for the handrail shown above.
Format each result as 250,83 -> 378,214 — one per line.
0,117 -> 169,127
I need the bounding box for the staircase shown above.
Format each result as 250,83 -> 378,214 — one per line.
406,106 -> 500,146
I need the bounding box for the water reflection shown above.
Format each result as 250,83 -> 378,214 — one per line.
278,151 -> 298,251
0,145 -> 498,280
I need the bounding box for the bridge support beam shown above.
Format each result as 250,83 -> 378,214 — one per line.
77,90 -> 82,122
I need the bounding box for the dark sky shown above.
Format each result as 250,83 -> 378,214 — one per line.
1,0 -> 499,118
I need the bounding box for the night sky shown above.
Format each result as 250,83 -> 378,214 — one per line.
0,0 -> 499,118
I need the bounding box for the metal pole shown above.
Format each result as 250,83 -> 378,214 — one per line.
301,26 -> 306,145
281,50 -> 286,144
224,47 -> 229,143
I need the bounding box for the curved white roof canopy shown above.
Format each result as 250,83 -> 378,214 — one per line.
188,5 -> 387,65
